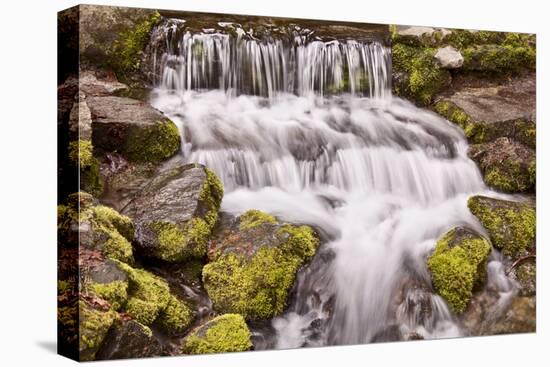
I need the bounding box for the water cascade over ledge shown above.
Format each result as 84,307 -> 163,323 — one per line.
148,18 -> 515,347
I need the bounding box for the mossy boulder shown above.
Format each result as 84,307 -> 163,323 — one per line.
182,314 -> 252,354
427,227 -> 491,314
95,319 -> 161,360
123,164 -> 223,262
116,262 -> 194,334
468,195 -> 536,258
88,96 -> 180,164
79,301 -> 117,361
57,192 -> 134,263
86,258 -> 130,311
78,5 -> 160,81
392,43 -> 451,105
477,296 -> 536,335
462,44 -> 535,74
515,261 -> 536,297
203,210 -> 319,320
468,138 -> 535,193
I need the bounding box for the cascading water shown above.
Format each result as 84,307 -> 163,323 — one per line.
149,18 -> 516,348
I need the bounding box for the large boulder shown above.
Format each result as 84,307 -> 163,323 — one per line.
182,314 -> 252,354
96,319 -> 162,360
468,138 -> 535,193
427,227 -> 491,313
433,73 -> 536,147
79,301 -> 117,361
203,210 -> 320,320
468,195 -> 536,258
122,163 -> 223,262
88,96 -> 181,164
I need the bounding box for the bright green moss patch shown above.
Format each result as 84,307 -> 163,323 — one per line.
433,100 -> 487,143
125,120 -> 181,164
79,302 -> 117,361
468,196 -> 536,258
200,168 -> 224,228
392,43 -> 450,105
427,227 -> 491,313
182,314 -> 252,354
92,205 -> 134,263
148,218 -> 210,262
462,44 -> 536,73
156,294 -> 193,334
89,281 -> 128,311
118,263 -> 171,325
69,140 -> 94,168
444,30 -> 506,49
112,11 -> 161,74
239,210 -> 277,230
203,222 -> 319,320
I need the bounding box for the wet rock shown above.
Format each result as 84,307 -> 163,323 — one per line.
393,26 -> 436,46
478,296 -> 536,335
79,70 -> 129,97
122,163 -> 223,262
468,195 -> 536,258
434,46 -> 464,69
514,261 -> 536,296
96,319 -> 162,360
427,227 -> 491,313
203,210 -> 320,320
182,314 -> 252,354
468,138 -> 535,193
88,95 -> 181,164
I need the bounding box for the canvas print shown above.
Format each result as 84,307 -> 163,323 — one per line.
57,4 -> 536,361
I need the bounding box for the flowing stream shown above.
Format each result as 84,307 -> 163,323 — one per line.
149,20 -> 515,348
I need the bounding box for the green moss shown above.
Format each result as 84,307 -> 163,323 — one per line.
427,228 -> 491,313
239,210 -> 277,230
433,101 -> 488,142
118,263 -> 171,325
58,279 -> 74,294
69,140 -> 94,168
462,44 -> 536,73
92,206 -> 134,263
68,140 -> 103,196
203,224 -> 319,320
392,44 -> 449,105
89,281 -> 128,311
444,30 -> 505,49
483,159 -> 532,193
182,314 -> 252,354
156,294 -> 193,334
528,160 -> 536,187
112,11 -> 161,74
200,168 -> 224,228
468,196 -> 536,257
79,302 -> 117,361
125,120 -> 181,164
148,218 -> 210,262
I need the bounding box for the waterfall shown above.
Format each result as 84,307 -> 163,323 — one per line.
149,18 -> 512,348
150,19 -> 390,98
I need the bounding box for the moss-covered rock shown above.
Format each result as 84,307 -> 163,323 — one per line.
392,43 -> 451,105
123,164 -> 223,262
182,314 -> 252,354
116,262 -> 194,333
515,261 -> 536,297
427,227 -> 491,314
58,192 -> 134,263
203,210 -> 319,320
468,195 -> 536,258
89,281 -> 128,311
68,140 -> 103,196
156,294 -> 194,335
462,44 -> 535,74
79,301 -> 117,361
95,319 -> 162,360
468,137 -> 535,193
88,96 -> 181,164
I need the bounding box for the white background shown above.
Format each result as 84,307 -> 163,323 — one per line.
0,0 -> 547,365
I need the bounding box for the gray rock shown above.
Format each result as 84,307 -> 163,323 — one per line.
96,320 -> 162,360
468,138 -> 535,193
395,25 -> 435,43
122,163 -> 223,262
434,46 -> 464,69
88,95 -> 181,164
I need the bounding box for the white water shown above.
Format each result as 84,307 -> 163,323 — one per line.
149,22 -> 515,347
